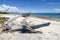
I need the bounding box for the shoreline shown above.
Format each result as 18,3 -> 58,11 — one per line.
0,14 -> 60,21
31,14 -> 60,22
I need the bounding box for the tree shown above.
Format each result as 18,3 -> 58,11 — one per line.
0,12 -> 8,14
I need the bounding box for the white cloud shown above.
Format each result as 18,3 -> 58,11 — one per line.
53,9 -> 60,13
0,4 -> 30,13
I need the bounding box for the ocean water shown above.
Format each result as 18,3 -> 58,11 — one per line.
32,13 -> 60,19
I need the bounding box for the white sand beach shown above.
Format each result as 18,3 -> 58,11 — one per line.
0,14 -> 60,40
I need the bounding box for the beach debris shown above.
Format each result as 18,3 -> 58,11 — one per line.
22,13 -> 31,17
1,13 -> 51,33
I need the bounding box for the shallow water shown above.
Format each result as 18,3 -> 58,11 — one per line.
32,13 -> 60,19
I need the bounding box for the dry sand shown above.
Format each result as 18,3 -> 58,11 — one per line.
0,15 -> 60,40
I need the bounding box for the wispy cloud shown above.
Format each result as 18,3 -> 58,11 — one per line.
0,4 -> 36,13
0,5 -> 20,13
53,9 -> 60,13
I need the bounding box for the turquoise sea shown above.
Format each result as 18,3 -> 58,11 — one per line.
32,13 -> 60,19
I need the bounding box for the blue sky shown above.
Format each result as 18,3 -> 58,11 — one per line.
0,0 -> 60,13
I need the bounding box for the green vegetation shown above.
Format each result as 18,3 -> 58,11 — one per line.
0,12 -> 8,28
0,12 -> 8,23
0,17 -> 5,23
0,17 -> 9,23
0,12 -> 8,14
